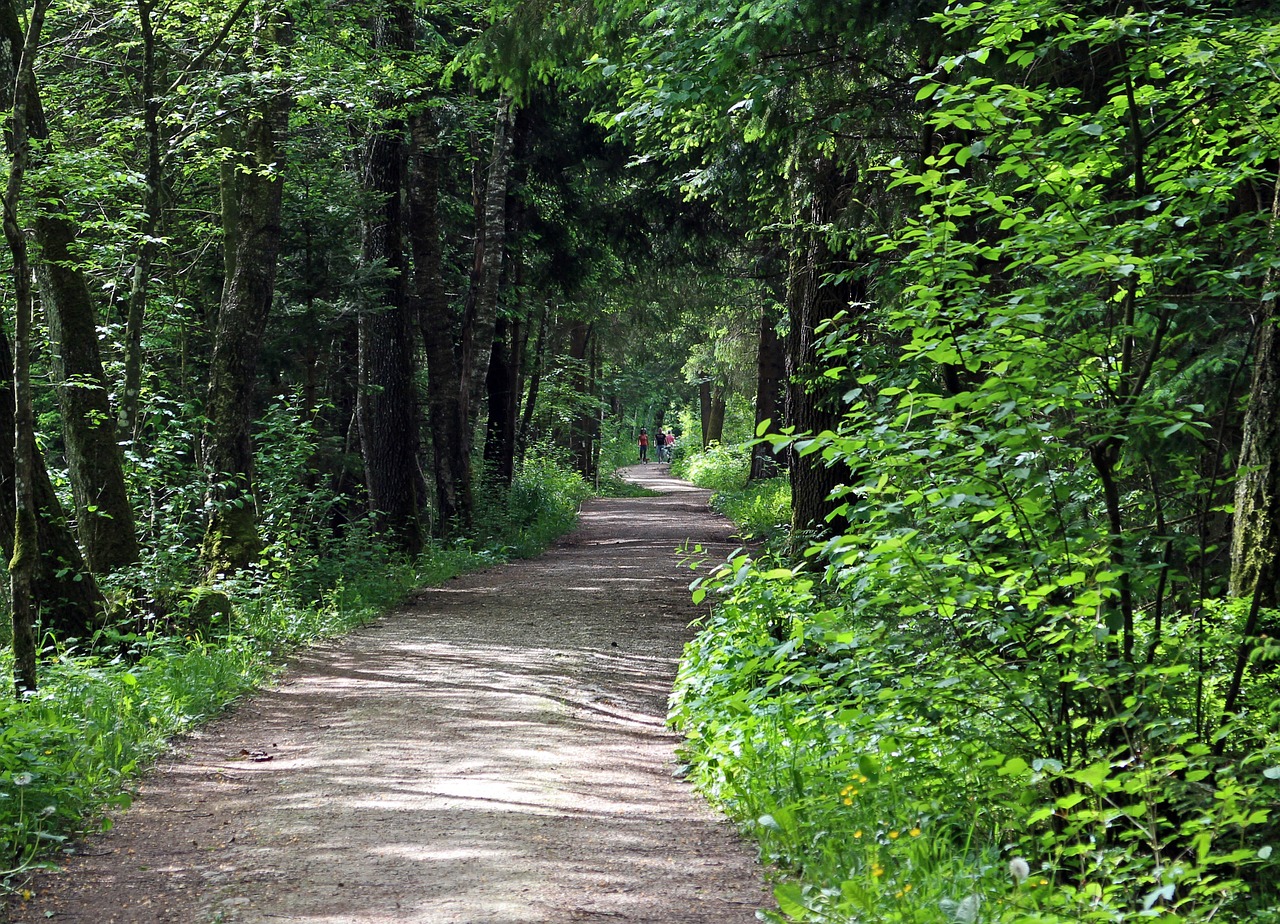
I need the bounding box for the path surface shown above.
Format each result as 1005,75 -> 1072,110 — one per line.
5,466 -> 771,923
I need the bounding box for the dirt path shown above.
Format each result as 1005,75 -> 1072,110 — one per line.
5,465 -> 771,923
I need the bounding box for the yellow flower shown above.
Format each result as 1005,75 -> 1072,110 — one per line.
872,865 -> 885,877
909,827 -> 921,837
842,797 -> 853,806
853,829 -> 863,838
889,830 -> 900,840
904,884 -> 913,893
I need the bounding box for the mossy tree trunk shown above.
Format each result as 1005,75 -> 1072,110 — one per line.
200,9 -> 293,577
0,0 -> 138,577
1224,173 -> 1280,717
2,0 -> 49,693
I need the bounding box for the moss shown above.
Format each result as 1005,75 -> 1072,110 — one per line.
201,500 -> 262,579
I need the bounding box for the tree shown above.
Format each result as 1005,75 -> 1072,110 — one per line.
0,0 -> 139,576
357,1 -> 424,554
201,6 -> 294,576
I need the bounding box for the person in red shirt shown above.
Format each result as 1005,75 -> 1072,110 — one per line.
638,428 -> 649,462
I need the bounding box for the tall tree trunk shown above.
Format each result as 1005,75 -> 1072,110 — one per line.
200,10 -> 293,576
698,377 -> 713,449
0,331 -> 105,642
461,95 -> 515,436
517,301 -> 549,463
119,0 -> 163,441
0,1 -> 139,576
357,3 -> 422,555
750,300 -> 786,481
1223,171 -> 1280,719
483,316 -> 521,485
786,157 -> 857,536
1230,172 -> 1280,603
567,321 -> 595,478
707,384 -> 727,446
3,0 -> 47,693
408,111 -> 472,533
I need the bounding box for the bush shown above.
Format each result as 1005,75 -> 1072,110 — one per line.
672,441 -> 750,493
673,554 -> 1280,923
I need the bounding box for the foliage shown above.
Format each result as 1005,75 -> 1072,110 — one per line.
666,2 -> 1280,922
672,440 -> 749,492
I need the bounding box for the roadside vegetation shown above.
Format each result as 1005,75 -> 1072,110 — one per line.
675,422 -> 1280,923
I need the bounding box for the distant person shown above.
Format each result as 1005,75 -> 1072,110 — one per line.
665,430 -> 676,460
638,428 -> 649,462
654,429 -> 666,462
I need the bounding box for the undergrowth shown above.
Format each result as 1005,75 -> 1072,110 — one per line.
670,447 -> 1280,922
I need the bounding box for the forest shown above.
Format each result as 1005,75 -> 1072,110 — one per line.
1,0 -> 1279,921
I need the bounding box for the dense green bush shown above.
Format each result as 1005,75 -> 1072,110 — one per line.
674,557 -> 1280,923
671,441 -> 750,493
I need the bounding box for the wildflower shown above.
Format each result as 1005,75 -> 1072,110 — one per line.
1009,857 -> 1031,884
872,864 -> 885,877
904,884 -> 913,893
842,797 -> 853,806
13,772 -> 33,787
909,827 -> 921,837
889,830 -> 900,840
854,829 -> 863,838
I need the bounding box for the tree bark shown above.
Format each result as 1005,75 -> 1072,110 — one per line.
750,300 -> 786,481
707,384 -> 727,446
0,0 -> 139,576
567,321 -> 595,479
461,95 -> 516,435
786,157 -> 857,536
357,2 -> 423,555
200,10 -> 293,576
409,111 -> 472,533
119,0 -> 164,441
1230,172 -> 1280,604
483,316 -> 522,485
3,0 -> 46,692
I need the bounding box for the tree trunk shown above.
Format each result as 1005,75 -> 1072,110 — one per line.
707,384 -> 727,446
567,321 -> 595,479
698,377 -> 713,449
786,157 -> 857,536
200,10 -> 293,576
483,316 -> 522,485
0,1 -> 138,576
517,301 -> 550,463
750,300 -> 786,481
409,111 -> 472,533
461,95 -> 516,435
2,0 -> 47,693
119,0 -> 163,441
356,3 -> 423,555
1230,173 -> 1280,603
0,331 -> 105,642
